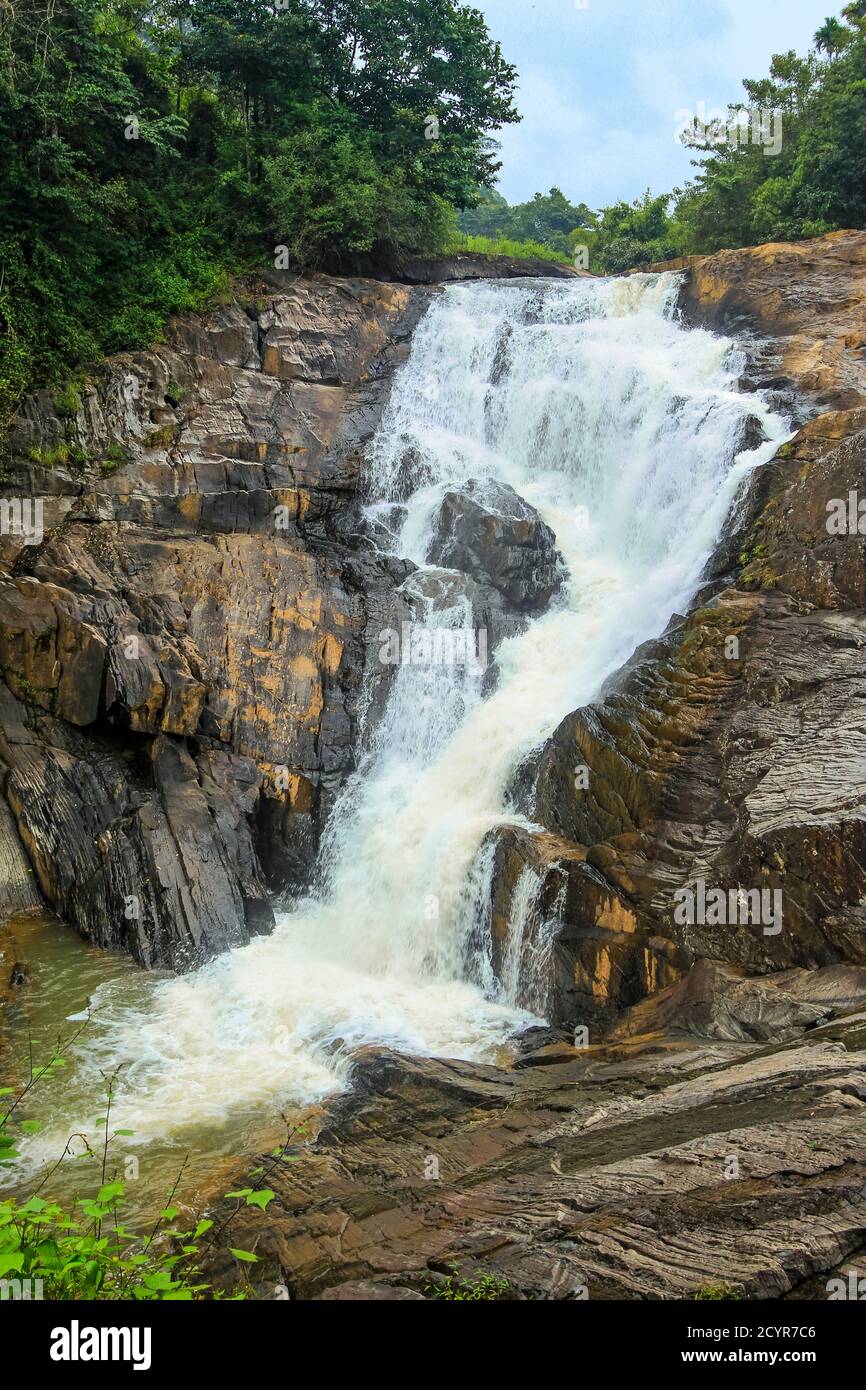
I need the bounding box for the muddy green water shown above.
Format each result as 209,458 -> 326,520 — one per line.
0,913 -> 288,1221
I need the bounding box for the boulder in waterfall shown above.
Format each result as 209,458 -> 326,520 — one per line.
426,479 -> 565,615
396,567 -> 524,686
387,443 -> 440,501
736,413 -> 770,454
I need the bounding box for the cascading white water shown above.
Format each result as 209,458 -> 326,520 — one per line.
7,272 -> 791,1174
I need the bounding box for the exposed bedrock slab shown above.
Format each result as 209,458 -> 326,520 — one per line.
0,276 -> 425,962
199,1003 -> 866,1300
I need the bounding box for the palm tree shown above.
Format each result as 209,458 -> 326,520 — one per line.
814,15 -> 850,56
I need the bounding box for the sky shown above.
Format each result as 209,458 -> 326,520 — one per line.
475,0 -> 839,208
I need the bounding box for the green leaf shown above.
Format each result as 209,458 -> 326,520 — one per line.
0,1252 -> 25,1277
246,1189 -> 275,1211
17,1195 -> 48,1214
97,1182 -> 125,1204
230,1248 -> 259,1263
193,1219 -> 213,1239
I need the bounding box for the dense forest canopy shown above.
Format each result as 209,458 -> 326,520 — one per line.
0,0 -> 518,422
2,1 -> 866,428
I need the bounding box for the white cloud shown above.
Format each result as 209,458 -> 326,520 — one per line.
477,0 -> 836,206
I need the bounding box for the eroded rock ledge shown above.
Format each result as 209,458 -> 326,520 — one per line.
0,275 -> 433,966
201,976 -> 866,1300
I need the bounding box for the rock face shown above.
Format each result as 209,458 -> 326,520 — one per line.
350,251 -> 580,286
426,479 -> 564,615
485,231 -> 866,1031
201,991 -> 866,1300
0,275 -> 430,966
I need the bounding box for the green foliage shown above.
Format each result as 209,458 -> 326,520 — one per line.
0,1029 -> 306,1300
449,233 -> 570,263
0,1039 -> 209,1299
460,185 -> 592,254
694,1282 -> 740,1301
588,191 -> 681,273
52,384 -> 82,421
424,1267 -> 511,1300
99,444 -> 129,475
672,7 -> 866,253
262,110 -> 456,267
0,1185 -> 213,1300
456,186 -> 679,273
0,0 -> 519,424
27,444 -> 70,470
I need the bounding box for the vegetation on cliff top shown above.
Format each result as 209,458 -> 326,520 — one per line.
3,1 -> 866,428
0,0 -> 519,426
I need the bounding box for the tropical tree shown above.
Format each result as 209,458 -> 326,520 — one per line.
815,16 -> 852,56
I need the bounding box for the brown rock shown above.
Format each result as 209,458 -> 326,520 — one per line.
0,275 -> 423,964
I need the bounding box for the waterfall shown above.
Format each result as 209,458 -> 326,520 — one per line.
8,272 -> 791,1169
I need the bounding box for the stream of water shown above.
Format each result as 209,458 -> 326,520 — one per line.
1,272 -> 790,1200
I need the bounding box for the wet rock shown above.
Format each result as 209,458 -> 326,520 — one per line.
0,800 -> 41,917
609,958 -> 835,1043
426,479 -> 564,615
345,252 -> 579,286
0,276 -> 425,965
201,1009 -> 866,1300
736,413 -> 770,453
8,961 -> 30,988
519,235 -> 866,1027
